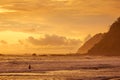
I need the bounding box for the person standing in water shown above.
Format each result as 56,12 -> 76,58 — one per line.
28,64 -> 31,70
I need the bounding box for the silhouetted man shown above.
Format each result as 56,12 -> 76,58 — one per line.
28,64 -> 31,70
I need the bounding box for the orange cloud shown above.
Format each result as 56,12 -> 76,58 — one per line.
0,40 -> 7,44
0,6 -> 16,13
27,34 -> 82,46
0,34 -> 82,54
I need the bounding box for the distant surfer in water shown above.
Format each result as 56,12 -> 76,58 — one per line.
28,64 -> 31,70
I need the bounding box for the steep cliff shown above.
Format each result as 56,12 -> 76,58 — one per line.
88,17 -> 120,56
77,33 -> 104,54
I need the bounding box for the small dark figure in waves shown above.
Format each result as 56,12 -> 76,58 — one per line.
28,64 -> 31,70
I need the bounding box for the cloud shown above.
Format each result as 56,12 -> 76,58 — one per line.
18,40 -> 24,45
0,40 -> 7,44
27,34 -> 82,46
0,6 -> 16,13
0,20 -> 49,33
0,0 -> 119,40
0,0 -> 120,15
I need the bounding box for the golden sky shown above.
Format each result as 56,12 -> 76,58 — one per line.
0,0 -> 120,54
